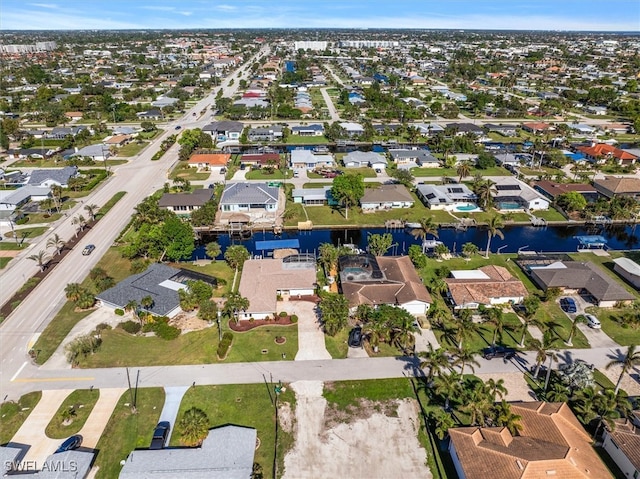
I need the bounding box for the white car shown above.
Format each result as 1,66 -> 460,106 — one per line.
584,314 -> 601,329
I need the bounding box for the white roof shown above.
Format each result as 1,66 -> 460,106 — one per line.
613,257 -> 640,276
450,270 -> 490,280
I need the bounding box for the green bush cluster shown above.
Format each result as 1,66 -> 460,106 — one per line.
114,308 -> 124,316
290,315 -> 298,323
279,311 -> 288,317
217,332 -> 233,359
142,317 -> 181,340
117,320 -> 141,335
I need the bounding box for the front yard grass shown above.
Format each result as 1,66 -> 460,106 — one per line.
5,226 -> 49,240
411,166 -> 511,178
244,169 -> 291,180
0,391 -> 42,444
325,329 -> 349,358
170,164 -> 211,181
171,383 -> 296,479
45,389 -> 99,439
286,134 -> 329,145
93,388 -> 164,479
21,212 -> 63,224
323,378 -> 414,410
227,323 -> 298,362
117,141 -> 149,157
585,308 -> 640,346
0,242 -> 24,250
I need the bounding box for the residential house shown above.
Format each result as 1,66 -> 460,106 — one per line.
340,254 -> 432,316
292,186 -> 336,206
389,149 -> 439,169
612,257 -> 640,289
112,126 -> 139,136
64,111 -> 83,121
151,96 -> 179,108
6,147 -> 57,160
602,413 -> 640,479
593,177 -> 640,200
534,180 -> 598,203
449,402 -> 612,479
492,177 -> 550,211
414,123 -> 445,136
219,182 -> 279,218
416,184 -> 477,210
241,153 -> 280,169
291,124 -> 324,136
0,186 -> 51,211
27,166 -> 78,188
158,189 -> 214,216
484,123 -> 518,137
339,122 -> 364,137
203,121 -> 245,142
71,144 -> 110,162
247,125 -> 283,142
495,152 -> 533,168
585,105 -> 607,115
342,151 -> 387,168
289,149 -> 335,170
0,446 -> 94,478
577,143 -> 637,166
360,184 -> 414,211
521,122 -> 552,134
446,122 -> 485,137
528,261 -> 635,307
187,152 -> 230,171
96,263 -> 216,318
445,265 -> 528,309
103,134 -> 132,147
119,425 -> 256,479
47,125 -> 87,139
237,257 -> 316,320
136,109 -> 163,120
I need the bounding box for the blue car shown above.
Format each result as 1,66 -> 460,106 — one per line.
56,435 -> 82,453
560,297 -> 577,313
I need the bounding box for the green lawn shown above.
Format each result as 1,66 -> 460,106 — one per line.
0,392 -> 42,444
585,308 -> 640,346
117,141 -> 149,157
323,378 -> 414,411
519,166 -> 561,176
325,329 -> 349,359
337,166 -> 377,178
5,226 -> 49,240
45,389 -> 99,439
170,165 -> 211,181
533,208 -> 567,222
93,388 -> 164,479
227,323 -> 298,362
0,257 -> 11,269
171,384 -> 296,479
244,169 -> 291,180
0,242 -> 23,250
20,212 -> 63,224
178,261 -> 235,297
410,166 -> 511,178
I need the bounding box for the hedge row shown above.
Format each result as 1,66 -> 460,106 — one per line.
217,331 -> 233,359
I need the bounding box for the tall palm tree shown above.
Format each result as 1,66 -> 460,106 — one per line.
494,400 -> 523,435
125,299 -> 139,323
411,217 -> 439,253
431,409 -> 455,440
434,371 -> 462,411
451,346 -> 480,377
318,243 -> 339,277
223,292 -> 250,324
46,233 -> 65,256
390,314 -> 416,353
362,319 -> 388,353
606,345 -> 640,394
27,250 -> 48,272
205,241 -> 221,261
51,185 -> 63,212
565,315 -> 585,346
72,214 -> 87,237
483,307 -> 505,346
419,344 -> 450,383
460,387 -> 492,426
456,161 -> 471,183
475,179 -> 496,210
484,378 -> 508,401
84,203 -> 98,222
427,301 -> 449,330
484,214 -> 504,258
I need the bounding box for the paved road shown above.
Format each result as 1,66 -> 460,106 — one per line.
0,46 -> 270,399
320,87 -> 341,122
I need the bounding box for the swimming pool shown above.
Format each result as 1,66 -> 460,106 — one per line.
498,201 -> 522,210
455,204 -> 477,211
342,267 -> 367,274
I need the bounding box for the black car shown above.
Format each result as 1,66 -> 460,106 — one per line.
56,435 -> 82,453
482,346 -> 517,360
150,421 -> 170,450
348,326 -> 363,348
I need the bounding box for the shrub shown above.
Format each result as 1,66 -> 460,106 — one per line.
94,323 -> 112,335
279,311 -> 288,317
114,308 -> 125,316
154,321 -> 181,340
291,314 -> 298,323
118,320 -> 141,335
217,332 -> 233,359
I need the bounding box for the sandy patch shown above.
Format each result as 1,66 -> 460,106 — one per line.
169,311 -> 210,332
475,372 -> 536,402
282,381 -> 431,479
0,249 -> 20,257
600,364 -> 640,396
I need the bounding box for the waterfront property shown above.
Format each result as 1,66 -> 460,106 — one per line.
613,257 -> 640,289
415,183 -> 478,210
96,263 -> 217,318
343,150 -> 387,169
360,184 -> 414,211
444,265 -> 528,309
202,121 -> 244,142
289,149 -> 336,170
528,260 -> 635,307
340,254 -> 432,316
577,143 -> 638,166
187,152 -> 231,171
119,425 -> 256,479
593,176 -> 640,200
158,188 -> 214,217
292,186 -> 335,206
389,149 -> 439,169
534,180 -> 598,203
291,124 -> 324,136
449,402 -> 612,479
237,256 -> 316,320
240,153 -> 280,168
218,182 -> 280,223
492,177 -> 550,211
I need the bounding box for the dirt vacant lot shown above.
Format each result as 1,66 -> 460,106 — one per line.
282,380 -> 431,479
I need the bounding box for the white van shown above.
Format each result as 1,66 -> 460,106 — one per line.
584,314 -> 601,329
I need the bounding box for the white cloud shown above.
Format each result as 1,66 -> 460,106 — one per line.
27,3 -> 59,8
215,4 -> 237,12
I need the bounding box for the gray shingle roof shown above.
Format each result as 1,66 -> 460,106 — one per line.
221,182 -> 278,206
27,166 -> 78,186
119,425 -> 256,479
203,121 -> 244,133
158,189 -> 214,208
96,263 -> 185,316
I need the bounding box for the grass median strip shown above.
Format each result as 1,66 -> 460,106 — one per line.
45,389 -> 100,439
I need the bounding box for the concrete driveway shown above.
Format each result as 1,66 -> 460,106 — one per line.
413,326 -> 441,354
281,301 -> 331,361
576,322 -> 619,349
77,388 -> 126,449
158,386 -> 188,443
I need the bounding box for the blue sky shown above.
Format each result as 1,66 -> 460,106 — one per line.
2,0 -> 639,31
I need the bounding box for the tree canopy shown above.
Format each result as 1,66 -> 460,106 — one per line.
331,174 -> 364,219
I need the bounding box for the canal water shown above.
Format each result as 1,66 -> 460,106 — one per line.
194,224 -> 639,259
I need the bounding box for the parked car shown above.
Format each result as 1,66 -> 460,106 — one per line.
482,346 -> 517,360
149,421 -> 170,450
56,435 -> 82,453
174,125 -> 181,130
82,244 -> 95,256
560,297 -> 577,313
584,314 -> 601,329
348,326 -> 363,348
375,168 -> 382,174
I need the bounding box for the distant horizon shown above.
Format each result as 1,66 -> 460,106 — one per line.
2,0 -> 639,32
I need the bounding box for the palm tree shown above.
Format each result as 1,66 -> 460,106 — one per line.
484,378 -> 508,401
427,301 -> 449,329
27,250 -> 48,272
419,344 -> 450,383
545,382 -> 570,402
434,371 -> 462,411
84,203 -> 98,222
390,314 -> 416,353
178,407 -> 210,446
46,233 -> 65,256
140,295 -> 154,313
125,299 -> 139,323
452,316 -> 479,350
484,214 -> 504,258
362,319 -> 388,353
429,277 -> 449,298
606,345 -> 640,394
431,409 -> 455,440
475,179 -> 496,210
318,243 -> 340,277
64,283 -> 83,302
411,217 -> 439,253
451,346 -> 480,377
494,400 -> 523,435
462,242 -> 478,259
456,160 -> 471,183
205,241 -> 221,261
223,292 -> 250,324
72,214 -> 87,237
565,315 -> 585,346
460,386 -> 493,426
483,307 -> 505,346
527,337 -> 549,380
51,185 -> 63,212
